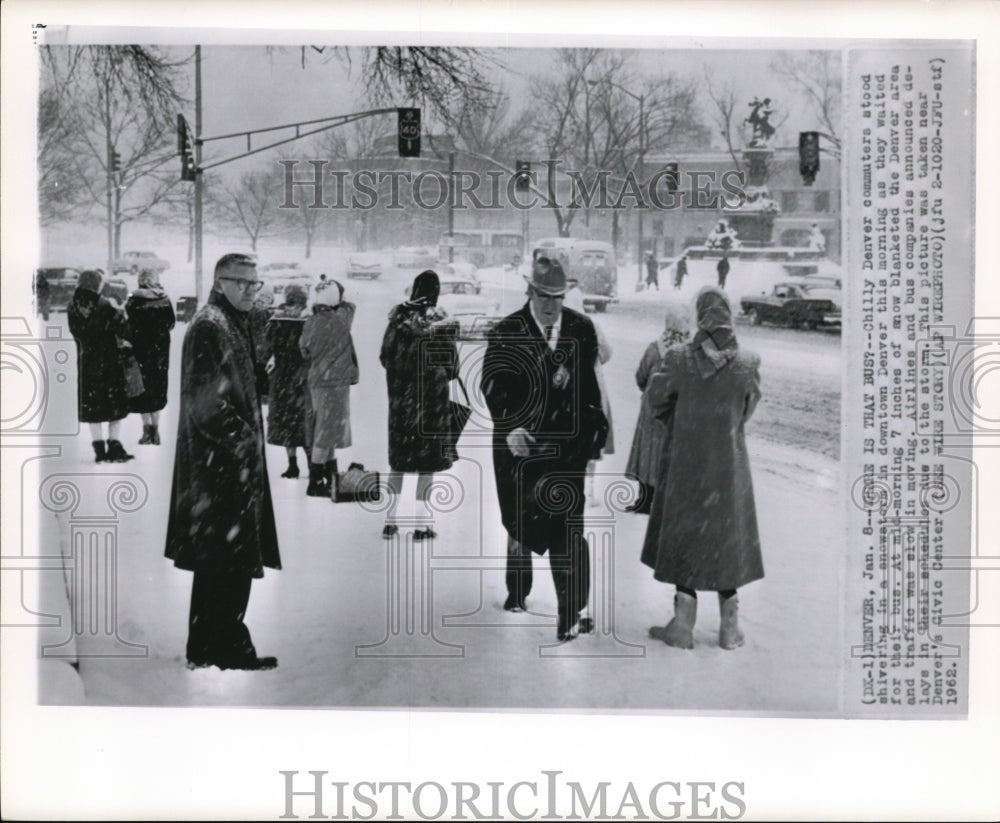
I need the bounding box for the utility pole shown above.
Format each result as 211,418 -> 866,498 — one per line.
447,151 -> 455,263
637,92 -> 646,286
194,45 -> 203,305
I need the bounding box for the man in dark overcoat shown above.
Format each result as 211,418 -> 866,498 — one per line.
165,253 -> 281,670
482,257 -> 609,642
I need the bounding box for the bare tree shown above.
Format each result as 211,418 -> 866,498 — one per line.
770,51 -> 842,159
39,46 -> 190,253
287,46 -> 501,124
211,169 -> 287,252
530,49 -> 707,240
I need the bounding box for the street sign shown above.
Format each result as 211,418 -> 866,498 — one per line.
397,108 -> 421,157
178,114 -> 197,182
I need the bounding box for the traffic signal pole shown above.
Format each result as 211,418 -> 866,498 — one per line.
194,46 -> 203,305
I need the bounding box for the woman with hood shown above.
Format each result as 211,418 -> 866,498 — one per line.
299,279 -> 356,497
640,287 -> 764,650
263,284 -> 311,479
624,301 -> 692,513
379,269 -> 460,539
125,269 -> 176,445
67,269 -> 135,463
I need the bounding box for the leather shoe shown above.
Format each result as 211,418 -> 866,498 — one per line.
503,595 -> 526,613
578,616 -> 594,634
556,625 -> 579,643
382,523 -> 399,539
413,528 -> 437,541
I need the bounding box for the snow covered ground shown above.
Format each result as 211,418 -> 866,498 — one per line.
30,243 -> 844,713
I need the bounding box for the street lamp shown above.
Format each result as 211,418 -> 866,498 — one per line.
589,79 -> 645,285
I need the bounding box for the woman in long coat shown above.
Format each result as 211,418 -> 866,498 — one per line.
263,284 -> 311,479
125,270 -> 176,445
379,269 -> 459,540
299,280 -> 356,497
67,269 -> 134,463
624,302 -> 691,513
640,287 -> 764,650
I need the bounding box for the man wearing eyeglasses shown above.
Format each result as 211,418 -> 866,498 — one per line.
165,253 -> 281,671
481,256 -> 609,643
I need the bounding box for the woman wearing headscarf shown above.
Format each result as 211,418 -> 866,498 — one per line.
67,269 -> 134,463
624,302 -> 692,513
263,284 -> 311,479
125,269 -> 176,445
564,280 -> 614,507
379,269 -> 460,539
299,279 -> 356,497
640,286 -> 763,650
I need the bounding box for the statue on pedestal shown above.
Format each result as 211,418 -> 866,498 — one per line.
745,97 -> 775,147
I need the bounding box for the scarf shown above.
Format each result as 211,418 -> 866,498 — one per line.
691,287 -> 738,380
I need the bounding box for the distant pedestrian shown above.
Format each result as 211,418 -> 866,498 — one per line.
716,254 -> 730,289
299,280 -> 357,498
379,269 -> 460,539
645,252 -> 659,290
624,302 -> 691,514
673,254 -> 688,290
165,252 -> 280,671
67,269 -> 134,464
263,284 -> 311,479
125,270 -> 176,446
641,287 -> 763,650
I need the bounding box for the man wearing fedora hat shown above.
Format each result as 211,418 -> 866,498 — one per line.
482,256 -> 609,642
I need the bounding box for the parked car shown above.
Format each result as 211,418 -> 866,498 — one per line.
740,281 -> 842,330
112,250 -> 170,276
435,278 -> 501,338
441,261 -> 480,289
345,252 -> 383,280
394,246 -> 437,269
101,277 -> 129,304
36,266 -> 82,312
259,263 -> 315,298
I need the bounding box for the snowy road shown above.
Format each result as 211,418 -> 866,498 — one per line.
34,263 -> 844,712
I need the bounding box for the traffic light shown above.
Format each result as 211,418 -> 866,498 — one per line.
663,162 -> 679,192
110,150 -> 121,173
397,108 -> 421,158
799,131 -> 820,186
515,160 -> 531,192
177,114 -> 197,182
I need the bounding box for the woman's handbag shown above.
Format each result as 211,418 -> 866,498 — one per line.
332,462 -> 381,503
119,340 -> 145,399
443,377 -> 472,458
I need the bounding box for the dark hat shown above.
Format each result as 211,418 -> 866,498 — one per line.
408,269 -> 440,307
78,269 -> 103,294
524,256 -> 567,297
284,284 -> 308,306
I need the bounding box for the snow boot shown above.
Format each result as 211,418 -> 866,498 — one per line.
719,593 -> 745,650
649,591 -> 697,649
92,440 -> 107,463
150,424 -> 161,445
105,439 -> 135,463
306,463 -> 328,497
138,425 -> 153,445
281,456 -> 300,479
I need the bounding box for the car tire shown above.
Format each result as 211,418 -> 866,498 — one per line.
747,308 -> 761,326
595,302 -> 607,313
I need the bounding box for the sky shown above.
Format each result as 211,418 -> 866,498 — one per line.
146,43 -> 839,180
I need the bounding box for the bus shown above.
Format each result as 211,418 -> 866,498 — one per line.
440,229 -> 524,268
